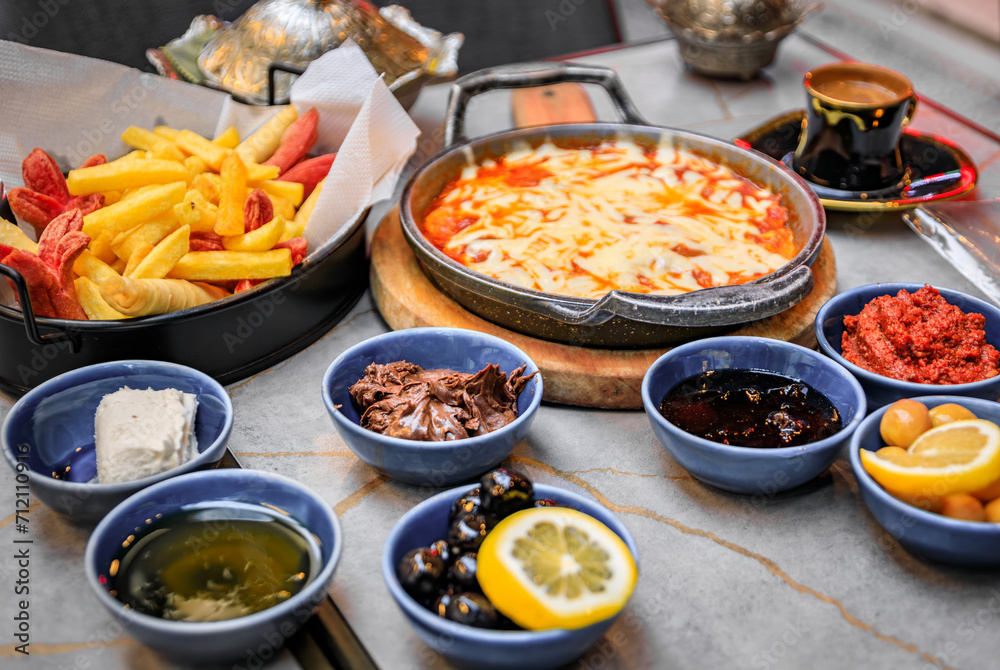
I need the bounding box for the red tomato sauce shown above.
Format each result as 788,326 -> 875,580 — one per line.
841,286 -> 1000,384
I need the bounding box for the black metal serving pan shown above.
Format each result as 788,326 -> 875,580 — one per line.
399,63 -> 827,348
0,200 -> 368,396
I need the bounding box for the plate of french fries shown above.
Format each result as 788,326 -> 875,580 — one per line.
1,105 -> 335,322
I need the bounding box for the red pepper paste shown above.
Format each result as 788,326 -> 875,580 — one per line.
841,286 -> 1000,384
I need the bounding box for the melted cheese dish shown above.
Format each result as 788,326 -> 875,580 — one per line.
420,141 -> 796,299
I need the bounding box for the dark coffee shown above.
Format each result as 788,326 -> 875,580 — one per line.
811,79 -> 900,106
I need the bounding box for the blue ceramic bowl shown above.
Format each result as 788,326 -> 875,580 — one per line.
383,483 -> 639,670
322,327 -> 542,487
1,360 -> 233,522
641,336 -> 866,495
815,283 -> 1000,410
85,469 -> 342,663
850,395 -> 1000,568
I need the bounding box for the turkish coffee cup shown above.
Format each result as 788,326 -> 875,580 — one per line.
792,62 -> 917,192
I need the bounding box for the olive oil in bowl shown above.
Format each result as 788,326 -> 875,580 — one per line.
110,504 -> 320,622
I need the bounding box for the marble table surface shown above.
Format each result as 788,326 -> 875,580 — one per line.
3,31 -> 1000,670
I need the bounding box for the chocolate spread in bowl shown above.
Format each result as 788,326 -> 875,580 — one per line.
349,361 -> 535,441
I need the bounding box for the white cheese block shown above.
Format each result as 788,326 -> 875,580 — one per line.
95,387 -> 198,484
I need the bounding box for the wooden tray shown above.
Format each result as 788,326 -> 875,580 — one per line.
369,208 -> 837,409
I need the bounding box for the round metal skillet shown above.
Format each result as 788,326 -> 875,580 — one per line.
399,64 -> 826,348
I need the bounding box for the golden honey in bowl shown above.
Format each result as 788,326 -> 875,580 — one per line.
110,505 -> 320,622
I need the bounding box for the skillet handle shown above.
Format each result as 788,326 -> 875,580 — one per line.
444,63 -> 647,148
538,265 -> 815,327
0,264 -> 82,351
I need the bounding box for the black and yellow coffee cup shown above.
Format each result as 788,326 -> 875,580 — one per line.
792,62 -> 917,192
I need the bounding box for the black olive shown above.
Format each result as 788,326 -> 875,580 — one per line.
448,487 -> 482,526
429,539 -> 451,565
447,553 -> 480,593
396,548 -> 447,603
445,592 -> 499,628
480,468 -> 534,519
432,588 -> 456,618
447,513 -> 495,554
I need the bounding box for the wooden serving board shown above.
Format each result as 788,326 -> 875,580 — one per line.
369,208 -> 837,409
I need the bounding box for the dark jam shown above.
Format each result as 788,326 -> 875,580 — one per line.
659,370 -> 842,448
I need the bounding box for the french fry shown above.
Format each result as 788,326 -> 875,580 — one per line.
75,276 -> 128,320
129,225 -> 190,279
174,191 -> 218,233
191,173 -> 220,205
184,155 -> 209,181
108,150 -> 150,165
111,258 -> 127,274
111,212 -> 181,261
174,129 -> 229,171
121,126 -> 186,161
263,108 -> 318,174
73,249 -> 120,285
236,104 -> 298,164
89,231 -> 117,264
168,249 -> 293,281
153,126 -> 181,141
267,193 -> 296,221
245,163 -> 281,182
215,155 -> 248,236
100,190 -> 122,206
213,126 -> 240,149
293,177 -> 323,229
82,181 -> 186,239
251,179 -> 304,208
100,275 -> 230,316
0,218 -> 38,254
279,216 -> 306,242
223,215 -> 285,252
123,242 -> 154,277
67,160 -> 189,195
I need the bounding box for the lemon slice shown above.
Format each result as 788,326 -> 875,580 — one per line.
477,507 -> 637,631
860,419 -> 1000,498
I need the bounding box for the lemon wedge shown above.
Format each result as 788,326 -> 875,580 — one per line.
860,419 -> 1000,498
477,507 -> 637,631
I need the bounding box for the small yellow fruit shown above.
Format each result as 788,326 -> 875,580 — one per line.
970,478 -> 1000,503
860,419 -> 1000,498
940,493 -> 986,522
985,498 -> 1000,523
929,403 -> 977,428
880,399 -> 932,447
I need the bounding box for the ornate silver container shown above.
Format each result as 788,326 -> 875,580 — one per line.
197,0 -> 462,106
653,0 -> 821,79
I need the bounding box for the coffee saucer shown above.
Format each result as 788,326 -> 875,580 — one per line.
735,111 -> 977,212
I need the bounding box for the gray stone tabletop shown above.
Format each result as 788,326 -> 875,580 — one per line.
3,27 -> 1000,670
